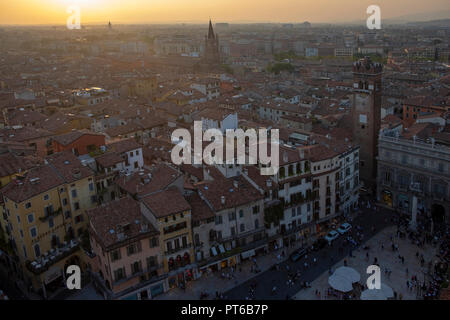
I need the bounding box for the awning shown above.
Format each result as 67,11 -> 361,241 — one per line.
211,246 -> 218,256
360,283 -> 394,300
218,244 -> 226,254
333,266 -> 361,283
328,274 -> 353,292
241,249 -> 256,259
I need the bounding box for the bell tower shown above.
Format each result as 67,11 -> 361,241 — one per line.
351,56 -> 383,191
204,19 -> 220,66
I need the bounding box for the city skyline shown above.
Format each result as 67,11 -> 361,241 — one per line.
0,0 -> 449,25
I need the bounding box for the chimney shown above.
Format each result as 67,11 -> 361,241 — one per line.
221,196 -> 225,205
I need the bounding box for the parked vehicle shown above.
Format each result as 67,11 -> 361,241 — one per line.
290,248 -> 308,262
325,230 -> 340,243
337,222 -> 352,235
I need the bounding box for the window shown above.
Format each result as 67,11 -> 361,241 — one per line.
89,183 -> 94,191
74,202 -> 80,210
74,214 -> 83,224
43,194 -> 49,201
240,224 -> 245,232
34,243 -> 41,258
48,217 -> 54,228
401,155 -> 407,165
62,198 -> 68,206
239,210 -> 244,218
65,211 -> 71,219
25,202 -> 31,209
291,208 -> 295,217
147,256 -> 157,269
30,226 -> 37,238
231,227 -> 236,236
114,267 -> 126,282
252,205 -> 259,214
71,189 -> 78,198
228,212 -> 236,221
254,219 -> 259,229
131,261 -> 142,275
149,237 -> 159,248
127,242 -> 141,256
215,215 -> 223,225
16,215 -> 21,223
110,250 -> 121,262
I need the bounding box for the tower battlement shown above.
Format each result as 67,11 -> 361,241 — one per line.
353,56 -> 383,74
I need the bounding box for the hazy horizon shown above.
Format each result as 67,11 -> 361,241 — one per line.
0,0 -> 449,26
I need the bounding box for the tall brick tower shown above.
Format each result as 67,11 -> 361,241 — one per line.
351,57 -> 383,191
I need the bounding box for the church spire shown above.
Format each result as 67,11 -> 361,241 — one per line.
208,19 -> 215,39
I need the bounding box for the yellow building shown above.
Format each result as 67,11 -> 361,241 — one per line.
140,187 -> 195,290
0,151 -> 97,297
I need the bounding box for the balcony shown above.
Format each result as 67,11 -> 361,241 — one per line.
39,207 -> 63,222
26,240 -> 79,275
164,243 -> 192,256
114,263 -> 164,286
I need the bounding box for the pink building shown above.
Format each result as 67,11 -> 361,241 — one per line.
87,197 -> 167,300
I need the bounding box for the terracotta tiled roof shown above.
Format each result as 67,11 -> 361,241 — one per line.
0,152 -> 38,179
95,152 -> 124,168
142,187 -> 190,218
186,192 -> 214,222
115,164 -> 181,198
45,150 -> 94,184
196,175 -> 263,211
106,138 -> 142,154
52,130 -> 104,146
1,165 -> 64,203
87,197 -> 159,249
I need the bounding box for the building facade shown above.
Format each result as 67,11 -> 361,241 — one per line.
377,130 -> 449,227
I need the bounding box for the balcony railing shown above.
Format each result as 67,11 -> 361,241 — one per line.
26,240 -> 79,275
164,243 -> 192,255
39,207 -> 63,222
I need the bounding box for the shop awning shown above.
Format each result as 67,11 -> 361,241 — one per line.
218,244 -> 226,254
211,246 -> 218,256
241,249 -> 256,259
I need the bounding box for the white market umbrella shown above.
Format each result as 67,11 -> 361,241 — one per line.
334,266 -> 361,283
328,274 -> 353,292
360,283 -> 394,300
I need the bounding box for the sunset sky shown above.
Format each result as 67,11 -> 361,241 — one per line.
0,0 -> 449,25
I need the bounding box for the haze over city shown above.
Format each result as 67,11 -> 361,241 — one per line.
1,0 -> 449,25
0,0 -> 449,307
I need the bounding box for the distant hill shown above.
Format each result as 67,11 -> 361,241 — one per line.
385,10 -> 450,24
